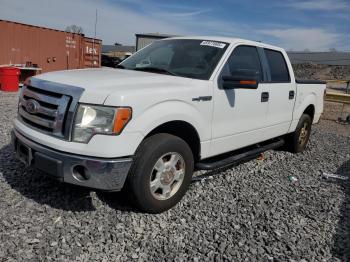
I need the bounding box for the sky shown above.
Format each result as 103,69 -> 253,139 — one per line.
1,0 -> 349,51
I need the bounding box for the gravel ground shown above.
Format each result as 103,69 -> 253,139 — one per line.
319,102 -> 350,137
293,64 -> 350,80
0,91 -> 349,261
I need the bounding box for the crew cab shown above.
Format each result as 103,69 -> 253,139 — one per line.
12,37 -> 326,213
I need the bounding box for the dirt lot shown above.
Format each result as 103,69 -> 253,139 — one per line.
0,91 -> 349,261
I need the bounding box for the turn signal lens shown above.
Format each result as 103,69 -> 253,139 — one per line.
239,80 -> 257,85
113,108 -> 132,134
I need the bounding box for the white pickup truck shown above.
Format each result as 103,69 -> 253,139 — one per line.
12,37 -> 325,213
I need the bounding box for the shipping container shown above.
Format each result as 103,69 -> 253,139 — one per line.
0,20 -> 101,74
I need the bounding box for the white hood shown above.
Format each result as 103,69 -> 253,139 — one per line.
34,68 -> 191,104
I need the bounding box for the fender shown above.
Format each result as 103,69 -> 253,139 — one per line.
127,100 -> 210,141
288,92 -> 316,133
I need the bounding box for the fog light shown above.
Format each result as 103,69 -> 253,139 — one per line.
72,165 -> 89,181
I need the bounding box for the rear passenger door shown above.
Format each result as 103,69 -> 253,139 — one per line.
261,48 -> 296,138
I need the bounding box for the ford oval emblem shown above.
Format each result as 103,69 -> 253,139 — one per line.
25,99 -> 40,114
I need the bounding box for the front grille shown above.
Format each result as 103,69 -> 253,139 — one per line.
18,85 -> 71,138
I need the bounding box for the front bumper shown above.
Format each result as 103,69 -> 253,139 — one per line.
12,129 -> 133,191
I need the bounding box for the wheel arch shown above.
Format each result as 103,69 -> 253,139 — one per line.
144,120 -> 201,162
303,104 -> 315,121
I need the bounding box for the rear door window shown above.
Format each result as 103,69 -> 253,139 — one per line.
264,49 -> 290,82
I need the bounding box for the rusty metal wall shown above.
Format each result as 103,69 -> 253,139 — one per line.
83,37 -> 101,68
0,20 -> 101,73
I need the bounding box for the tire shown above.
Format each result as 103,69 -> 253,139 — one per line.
286,114 -> 312,153
126,133 -> 194,213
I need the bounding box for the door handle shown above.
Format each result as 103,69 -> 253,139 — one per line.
289,90 -> 295,100
261,92 -> 269,102
192,96 -> 212,102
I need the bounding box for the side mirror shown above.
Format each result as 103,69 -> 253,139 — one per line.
222,69 -> 259,89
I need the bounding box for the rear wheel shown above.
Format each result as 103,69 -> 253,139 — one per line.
126,133 -> 194,213
286,114 -> 312,153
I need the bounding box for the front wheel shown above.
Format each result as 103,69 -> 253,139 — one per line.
286,114 -> 312,153
126,133 -> 194,213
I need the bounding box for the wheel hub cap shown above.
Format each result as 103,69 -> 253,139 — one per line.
160,169 -> 175,185
149,152 -> 185,200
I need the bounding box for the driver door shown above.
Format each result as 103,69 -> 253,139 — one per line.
210,45 -> 269,156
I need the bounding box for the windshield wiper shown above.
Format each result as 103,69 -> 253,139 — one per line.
133,67 -> 178,76
116,64 -> 126,69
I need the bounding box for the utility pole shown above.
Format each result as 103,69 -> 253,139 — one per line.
92,9 -> 98,67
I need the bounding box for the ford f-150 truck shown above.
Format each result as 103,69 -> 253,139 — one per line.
12,37 -> 326,213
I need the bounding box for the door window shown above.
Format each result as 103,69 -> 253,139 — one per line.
264,49 -> 290,82
222,45 -> 263,81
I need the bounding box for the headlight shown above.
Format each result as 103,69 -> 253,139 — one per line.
72,104 -> 132,143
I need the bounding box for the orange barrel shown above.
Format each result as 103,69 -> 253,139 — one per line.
0,67 -> 21,92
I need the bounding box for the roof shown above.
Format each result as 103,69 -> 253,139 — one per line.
161,36 -> 285,52
0,19 -> 102,41
134,35 -> 350,65
102,45 -> 135,53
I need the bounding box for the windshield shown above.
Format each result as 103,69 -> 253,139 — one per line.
120,39 -> 229,80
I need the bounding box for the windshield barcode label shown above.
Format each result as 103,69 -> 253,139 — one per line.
200,41 -> 226,49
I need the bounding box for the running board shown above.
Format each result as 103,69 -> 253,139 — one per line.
195,138 -> 284,170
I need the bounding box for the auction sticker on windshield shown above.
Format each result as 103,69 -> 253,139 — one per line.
200,41 -> 226,49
